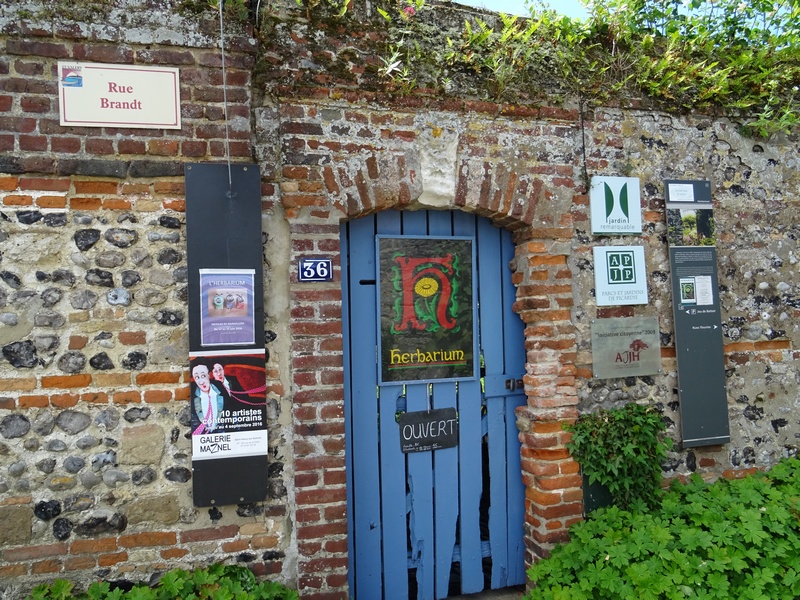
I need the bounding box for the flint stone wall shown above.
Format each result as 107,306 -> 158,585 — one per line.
0,2 -> 293,598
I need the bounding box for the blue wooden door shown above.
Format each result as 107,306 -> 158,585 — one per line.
342,211 -> 526,599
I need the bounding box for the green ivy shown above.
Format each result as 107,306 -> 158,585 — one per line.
564,402 -> 671,511
27,564 -> 299,600
526,457 -> 800,599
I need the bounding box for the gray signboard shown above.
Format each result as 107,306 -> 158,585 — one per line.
666,180 -> 730,448
591,316 -> 661,379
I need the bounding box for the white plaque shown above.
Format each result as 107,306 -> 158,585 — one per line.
590,176 -> 642,235
58,62 -> 181,129
667,183 -> 695,203
593,246 -> 648,306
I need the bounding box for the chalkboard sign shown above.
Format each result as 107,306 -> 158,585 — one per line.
397,408 -> 458,454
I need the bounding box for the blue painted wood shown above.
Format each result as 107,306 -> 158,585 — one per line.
427,210 -> 452,236
345,210 -> 526,599
407,383 -> 435,599
379,384 -> 409,598
433,382 -> 459,599
375,211 -> 411,600
426,211 -> 460,598
346,216 -> 383,599
452,212 -> 484,595
500,230 -> 528,586
402,209 -> 428,234
476,219 -> 511,588
506,393 -> 527,585
402,212 -> 435,600
341,223 -> 356,597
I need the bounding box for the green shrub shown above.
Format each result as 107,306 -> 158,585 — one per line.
526,457 -> 800,599
565,403 -> 672,511
28,564 -> 299,600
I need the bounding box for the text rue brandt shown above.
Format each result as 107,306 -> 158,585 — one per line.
100,82 -> 143,110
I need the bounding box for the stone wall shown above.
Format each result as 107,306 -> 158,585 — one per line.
0,2 -> 296,598
1,1 -> 799,599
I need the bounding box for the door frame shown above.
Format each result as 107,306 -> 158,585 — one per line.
341,210 -> 527,599
284,137 -> 583,600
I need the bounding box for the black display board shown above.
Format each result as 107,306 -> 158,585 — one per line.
665,180 -> 730,447
185,163 -> 269,506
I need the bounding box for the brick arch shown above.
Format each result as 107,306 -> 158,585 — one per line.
282,103 -> 582,597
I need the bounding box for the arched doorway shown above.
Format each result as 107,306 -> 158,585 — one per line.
342,210 -> 526,599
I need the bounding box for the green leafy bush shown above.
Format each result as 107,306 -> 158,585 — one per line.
564,402 -> 671,510
28,564 -> 298,600
526,457 -> 800,599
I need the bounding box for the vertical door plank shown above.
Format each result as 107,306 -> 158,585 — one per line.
402,209 -> 428,234
428,209 -> 460,597
427,210 -> 451,235
347,216 -> 383,599
375,211 -> 410,600
379,384 -> 410,598
477,219 -> 510,588
500,229 -> 527,586
342,223 -> 356,596
407,383 -> 435,600
403,211 -> 435,599
433,382 -> 459,599
452,212 -> 484,594
505,393 -> 527,585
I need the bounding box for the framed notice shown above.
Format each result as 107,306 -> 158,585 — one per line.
199,269 -> 255,347
591,316 -> 661,379
377,236 -> 477,384
590,176 -> 643,235
593,246 -> 648,306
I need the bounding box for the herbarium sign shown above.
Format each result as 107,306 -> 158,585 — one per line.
377,236 -> 477,384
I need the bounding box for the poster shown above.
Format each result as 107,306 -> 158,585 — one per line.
189,350 -> 268,461
185,163 -> 268,507
377,236 -> 477,384
665,179 -> 715,247
199,268 -> 255,347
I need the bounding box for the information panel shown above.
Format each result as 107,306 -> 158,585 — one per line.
666,180 -> 730,447
185,163 -> 269,506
